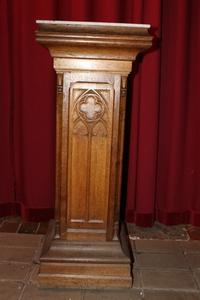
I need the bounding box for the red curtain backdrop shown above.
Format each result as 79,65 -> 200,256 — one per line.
0,0 -> 199,226
155,0 -> 200,226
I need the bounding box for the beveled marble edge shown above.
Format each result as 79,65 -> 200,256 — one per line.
36,20 -> 150,29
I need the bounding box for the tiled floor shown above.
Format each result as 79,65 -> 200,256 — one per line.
0,218 -> 200,299
0,217 -> 48,235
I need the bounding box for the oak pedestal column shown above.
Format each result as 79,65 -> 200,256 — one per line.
36,21 -> 152,288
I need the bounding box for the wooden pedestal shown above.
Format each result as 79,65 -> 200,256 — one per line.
36,21 -> 152,289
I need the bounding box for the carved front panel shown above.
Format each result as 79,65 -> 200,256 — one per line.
67,79 -> 114,231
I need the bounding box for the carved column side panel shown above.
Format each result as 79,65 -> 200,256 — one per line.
67,81 -> 114,233
59,74 -> 71,236
55,73 -> 63,225
106,74 -> 121,240
114,76 -> 128,237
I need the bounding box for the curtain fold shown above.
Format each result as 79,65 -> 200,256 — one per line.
125,0 -> 161,226
156,0 -> 200,226
0,0 -> 199,225
0,0 -> 57,220
0,0 -> 15,213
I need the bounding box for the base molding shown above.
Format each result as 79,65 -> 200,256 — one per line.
39,261 -> 132,288
38,225 -> 133,289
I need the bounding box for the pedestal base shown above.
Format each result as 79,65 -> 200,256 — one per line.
38,223 -> 133,289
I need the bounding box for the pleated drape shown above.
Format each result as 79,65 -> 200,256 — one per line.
0,0 -> 200,226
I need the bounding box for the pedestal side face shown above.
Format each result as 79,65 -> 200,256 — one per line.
57,72 -> 122,241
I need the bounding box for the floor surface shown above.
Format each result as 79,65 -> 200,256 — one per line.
0,218 -> 200,299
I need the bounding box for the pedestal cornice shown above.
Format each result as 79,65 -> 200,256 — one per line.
36,20 -> 152,61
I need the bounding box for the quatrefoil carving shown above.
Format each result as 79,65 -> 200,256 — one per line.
78,94 -> 104,122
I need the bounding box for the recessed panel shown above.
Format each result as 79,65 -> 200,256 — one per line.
67,79 -> 114,231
